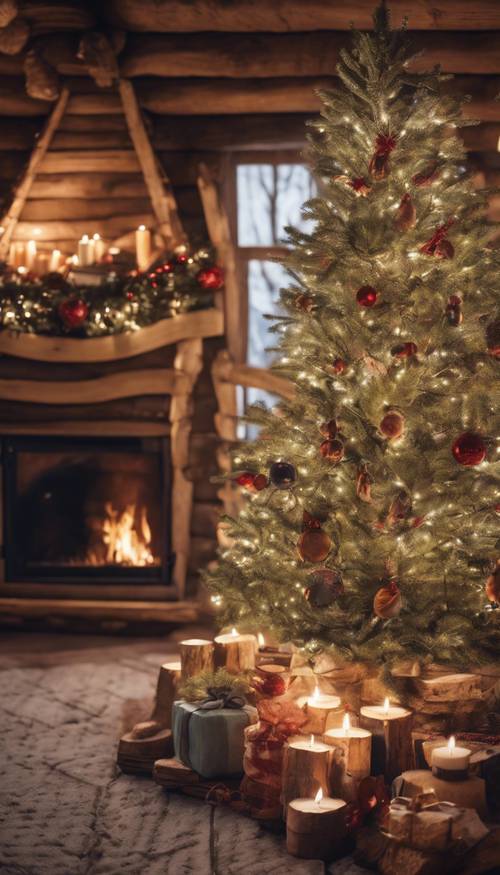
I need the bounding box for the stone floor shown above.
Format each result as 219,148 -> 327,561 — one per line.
0,632 -> 366,875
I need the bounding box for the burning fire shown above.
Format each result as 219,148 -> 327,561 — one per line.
100,502 -> 155,566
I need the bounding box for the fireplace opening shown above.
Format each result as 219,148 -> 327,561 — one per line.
3,436 -> 173,587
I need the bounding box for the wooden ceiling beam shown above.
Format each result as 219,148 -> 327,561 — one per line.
29,173 -> 148,199
102,0 -> 500,32
120,32 -> 500,78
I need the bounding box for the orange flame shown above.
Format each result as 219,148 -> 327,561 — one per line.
101,502 -> 155,566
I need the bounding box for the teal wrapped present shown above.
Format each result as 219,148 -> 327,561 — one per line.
172,697 -> 257,779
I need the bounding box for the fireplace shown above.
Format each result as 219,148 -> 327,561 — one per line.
2,436 -> 173,589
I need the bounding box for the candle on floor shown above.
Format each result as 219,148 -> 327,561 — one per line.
360,697 -> 413,781
93,232 -> 106,262
282,734 -> 334,814
214,627 -> 257,673
324,711 -> 372,779
431,736 -> 471,781
26,239 -> 37,269
300,684 -> 342,734
135,224 -> 151,271
286,788 -> 347,861
179,638 -> 214,680
9,241 -> 25,268
49,249 -> 62,272
78,234 -> 91,267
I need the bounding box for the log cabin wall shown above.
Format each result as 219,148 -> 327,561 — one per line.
0,0 -> 499,619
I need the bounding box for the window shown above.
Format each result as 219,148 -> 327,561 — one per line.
224,153 -> 316,425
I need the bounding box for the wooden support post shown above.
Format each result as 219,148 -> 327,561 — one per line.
170,338 -> 203,597
0,86 -> 69,259
197,161 -> 241,361
118,77 -> 186,248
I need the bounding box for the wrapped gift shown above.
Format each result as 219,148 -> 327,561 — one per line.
384,794 -> 489,852
172,690 -> 257,779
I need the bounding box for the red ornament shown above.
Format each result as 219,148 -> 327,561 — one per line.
197,265 -> 224,290
373,580 -> 402,619
330,357 -> 347,374
126,291 -> 135,301
158,261 -> 174,274
412,164 -> 439,187
379,409 -> 405,440
319,419 -> 338,439
319,438 -> 344,463
294,293 -> 314,312
420,221 -> 454,258
446,295 -> 462,326
58,297 -> 88,329
176,253 -> 188,264
253,473 -> 269,491
369,133 -> 397,180
486,320 -> 500,358
451,432 -> 486,467
236,472 -> 257,489
394,193 -> 416,232
391,342 -> 418,358
356,285 -> 378,308
485,561 -> 500,603
254,672 -> 287,698
297,512 -> 332,563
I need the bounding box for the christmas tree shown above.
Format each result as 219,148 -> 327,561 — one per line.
207,4 -> 500,676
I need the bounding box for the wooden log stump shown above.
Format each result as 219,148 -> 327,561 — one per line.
117,728 -> 174,774
281,736 -> 334,815
286,797 -> 348,861
150,660 -> 181,726
360,706 -> 414,782
179,638 -> 214,680
214,631 -> 256,673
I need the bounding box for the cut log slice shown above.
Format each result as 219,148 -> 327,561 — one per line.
117,727 -> 174,774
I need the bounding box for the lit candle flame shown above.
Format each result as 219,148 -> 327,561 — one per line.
257,632 -> 265,647
310,734 -> 314,748
383,697 -> 390,715
312,685 -> 320,702
342,712 -> 351,732
448,736 -> 456,755
231,627 -> 238,637
315,788 -> 323,804
138,224 -> 146,231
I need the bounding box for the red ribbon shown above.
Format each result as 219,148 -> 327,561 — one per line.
419,219 -> 454,255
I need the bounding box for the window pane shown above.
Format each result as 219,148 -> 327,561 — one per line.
237,164 -> 316,246
247,259 -> 287,367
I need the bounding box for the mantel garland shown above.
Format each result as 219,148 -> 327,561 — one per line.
0,246 -> 224,338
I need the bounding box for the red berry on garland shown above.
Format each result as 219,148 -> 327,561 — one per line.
446,295 -> 462,326
356,285 -> 378,308
197,265 -> 224,290
176,253 -> 188,264
319,438 -> 345,463
126,290 -> 135,301
58,297 -> 88,330
394,193 -> 416,232
485,561 -> 500,604
391,342 -> 418,358
451,432 -> 486,467
269,461 -> 296,489
159,261 -> 174,273
486,320 -> 500,358
236,472 -> 257,489
373,580 -> 402,619
379,409 -> 405,440
253,473 -> 269,491
294,293 -> 314,312
305,568 -> 344,607
330,357 -> 346,374
319,419 -> 338,438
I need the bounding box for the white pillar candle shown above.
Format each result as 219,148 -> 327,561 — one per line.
286,789 -> 347,860
78,234 -> 91,267
282,734 -> 335,814
360,697 -> 414,781
324,711 -> 372,779
26,239 -> 37,269
214,627 -> 257,673
10,241 -> 25,268
48,249 -> 62,272
431,736 -> 471,780
93,232 -> 106,262
299,685 -> 342,734
135,224 -> 151,271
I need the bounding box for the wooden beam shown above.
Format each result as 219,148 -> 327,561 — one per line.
66,93 -> 122,115
0,369 -> 190,404
38,149 -> 141,174
102,0 -> 500,32
0,597 -> 201,623
213,353 -> 295,400
29,173 -> 148,199
0,307 -> 223,362
136,76 -> 500,121
460,124 -> 500,151
21,2 -> 96,34
153,114 -> 308,151
13,214 -> 154,240
0,421 -> 171,436
0,80 -> 52,115
58,113 -> 129,131
120,32 -> 500,78
51,130 -> 132,149
22,197 -> 152,220
118,77 -> 186,247
0,86 -> 69,259
197,162 -> 241,361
